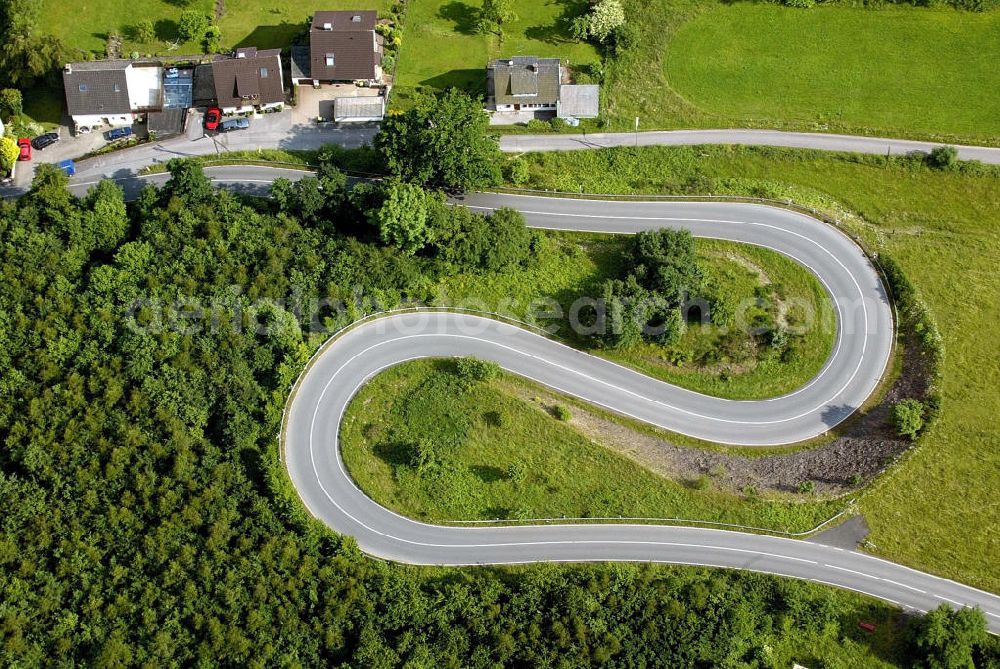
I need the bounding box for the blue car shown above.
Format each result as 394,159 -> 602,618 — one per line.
220,117 -> 250,132
57,160 -> 75,176
105,126 -> 133,141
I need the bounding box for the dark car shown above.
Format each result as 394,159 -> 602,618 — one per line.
31,132 -> 59,150
17,138 -> 31,161
204,107 -> 222,131
219,117 -> 250,132
105,126 -> 133,141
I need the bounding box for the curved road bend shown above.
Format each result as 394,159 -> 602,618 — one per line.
43,168 -> 1000,628
280,192 -> 1000,630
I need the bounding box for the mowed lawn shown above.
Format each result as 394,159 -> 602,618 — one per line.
515,145 -> 1000,591
393,0 -> 599,104
38,0 -> 389,55
663,5 -> 1000,141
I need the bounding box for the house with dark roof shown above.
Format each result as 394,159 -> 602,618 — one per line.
63,60 -> 165,130
291,11 -> 382,85
487,57 -> 561,113
200,47 -> 285,114
486,56 -> 601,121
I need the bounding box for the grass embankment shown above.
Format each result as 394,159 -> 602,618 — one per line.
341,358 -> 845,529
437,233 -> 835,400
38,0 -> 390,55
506,145 -> 1000,591
391,0 -> 599,108
660,5 -> 1000,143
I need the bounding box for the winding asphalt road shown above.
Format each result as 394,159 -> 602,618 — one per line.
278,190 -> 1000,629
15,164 -> 999,629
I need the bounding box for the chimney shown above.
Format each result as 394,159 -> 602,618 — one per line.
323,22 -> 333,30
65,63 -> 73,73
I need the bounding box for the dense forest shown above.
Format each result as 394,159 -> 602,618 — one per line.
0,162 -> 995,666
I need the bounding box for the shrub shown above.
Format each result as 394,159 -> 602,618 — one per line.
178,11 -> 210,42
549,117 -> 566,131
587,0 -> 626,44
134,19 -> 155,43
0,88 -> 23,121
506,158 -> 530,185
692,475 -> 710,490
552,404 -> 572,421
892,398 -> 926,440
797,480 -> 815,494
926,145 -> 959,170
526,118 -> 549,131
454,357 -> 501,384
506,463 -> 526,483
408,439 -> 440,474
202,25 -> 223,53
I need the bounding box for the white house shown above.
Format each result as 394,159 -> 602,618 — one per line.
63,60 -> 164,130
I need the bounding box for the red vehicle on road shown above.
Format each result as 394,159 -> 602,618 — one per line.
204,107 -> 222,131
17,138 -> 31,161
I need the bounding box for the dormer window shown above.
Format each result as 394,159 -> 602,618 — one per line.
79,84 -> 88,92
352,14 -> 361,22
325,53 -> 335,67
260,67 -> 268,78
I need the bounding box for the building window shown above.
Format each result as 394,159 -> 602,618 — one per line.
260,67 -> 268,78
325,53 -> 335,67
113,84 -> 121,92
79,84 -> 88,92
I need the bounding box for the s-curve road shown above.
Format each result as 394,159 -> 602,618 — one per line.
284,193 -> 1000,630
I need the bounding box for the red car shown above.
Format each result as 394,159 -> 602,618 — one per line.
17,138 -> 31,161
204,107 -> 222,131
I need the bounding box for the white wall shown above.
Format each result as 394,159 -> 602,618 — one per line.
72,113 -> 135,128
125,65 -> 163,110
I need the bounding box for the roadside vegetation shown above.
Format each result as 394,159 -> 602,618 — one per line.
435,231 -> 835,399
340,358 -> 844,528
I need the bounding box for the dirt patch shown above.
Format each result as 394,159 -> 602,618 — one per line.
507,328 -> 929,500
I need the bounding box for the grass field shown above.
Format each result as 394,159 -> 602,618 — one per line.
435,233 -> 835,399
341,358 -> 845,529
660,5 -> 1000,142
38,0 -> 390,55
392,0 -> 599,105
510,145 -> 1000,591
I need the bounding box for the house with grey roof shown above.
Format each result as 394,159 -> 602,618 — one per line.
292,11 -> 383,85
63,60 -> 164,130
487,57 -> 561,113
486,56 -> 600,121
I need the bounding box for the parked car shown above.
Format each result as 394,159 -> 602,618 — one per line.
31,132 -> 59,150
204,107 -> 222,131
105,126 -> 133,141
57,160 -> 75,176
219,117 -> 250,132
17,138 -> 31,161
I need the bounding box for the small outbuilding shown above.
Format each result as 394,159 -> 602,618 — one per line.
333,96 -> 385,122
557,84 -> 600,119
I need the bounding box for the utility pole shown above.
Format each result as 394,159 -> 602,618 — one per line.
634,116 -> 639,147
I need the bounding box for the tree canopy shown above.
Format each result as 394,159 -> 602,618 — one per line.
375,89 -> 502,191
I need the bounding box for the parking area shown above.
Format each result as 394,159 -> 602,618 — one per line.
292,83 -> 386,124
